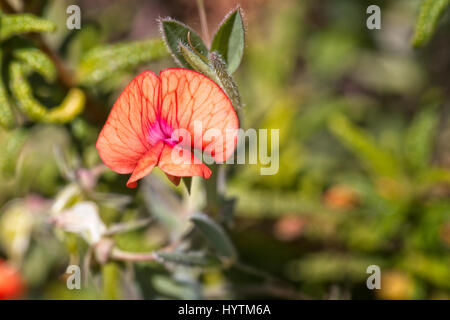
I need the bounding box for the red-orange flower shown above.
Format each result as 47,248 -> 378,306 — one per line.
96,68 -> 239,188
0,260 -> 25,300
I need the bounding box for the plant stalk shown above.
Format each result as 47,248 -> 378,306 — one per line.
196,0 -> 210,45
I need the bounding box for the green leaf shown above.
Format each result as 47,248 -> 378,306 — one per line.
290,253 -> 383,282
10,62 -> 85,123
227,187 -> 329,218
182,177 -> 192,194
156,251 -> 221,268
404,102 -> 439,171
0,50 -> 15,129
45,88 -> 86,123
412,0 -> 450,47
0,129 -> 27,177
151,275 -> 200,299
0,13 -> 56,41
402,253 -> 450,289
191,212 -> 237,262
328,113 -> 400,178
13,47 -> 57,82
211,7 -> 245,73
209,52 -> 241,110
0,79 -> 15,129
101,262 -> 122,300
10,62 -> 49,120
159,18 -> 208,68
419,168 -> 450,185
178,42 -> 218,81
77,39 -> 168,85
178,44 -> 241,110
142,176 -> 186,235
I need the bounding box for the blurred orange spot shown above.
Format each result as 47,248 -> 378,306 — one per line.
377,271 -> 414,300
274,215 -> 306,241
323,185 -> 359,211
0,260 -> 25,300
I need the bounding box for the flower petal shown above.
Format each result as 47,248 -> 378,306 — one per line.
96,71 -> 160,174
158,143 -> 212,179
126,141 -> 165,188
160,68 -> 239,163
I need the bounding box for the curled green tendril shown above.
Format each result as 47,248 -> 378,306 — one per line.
10,62 -> 85,124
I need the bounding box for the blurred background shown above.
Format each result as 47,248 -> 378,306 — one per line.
0,0 -> 450,299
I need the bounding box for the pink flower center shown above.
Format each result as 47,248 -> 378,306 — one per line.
147,118 -> 178,147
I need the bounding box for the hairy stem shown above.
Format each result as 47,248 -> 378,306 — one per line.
110,248 -> 158,262
105,218 -> 153,236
